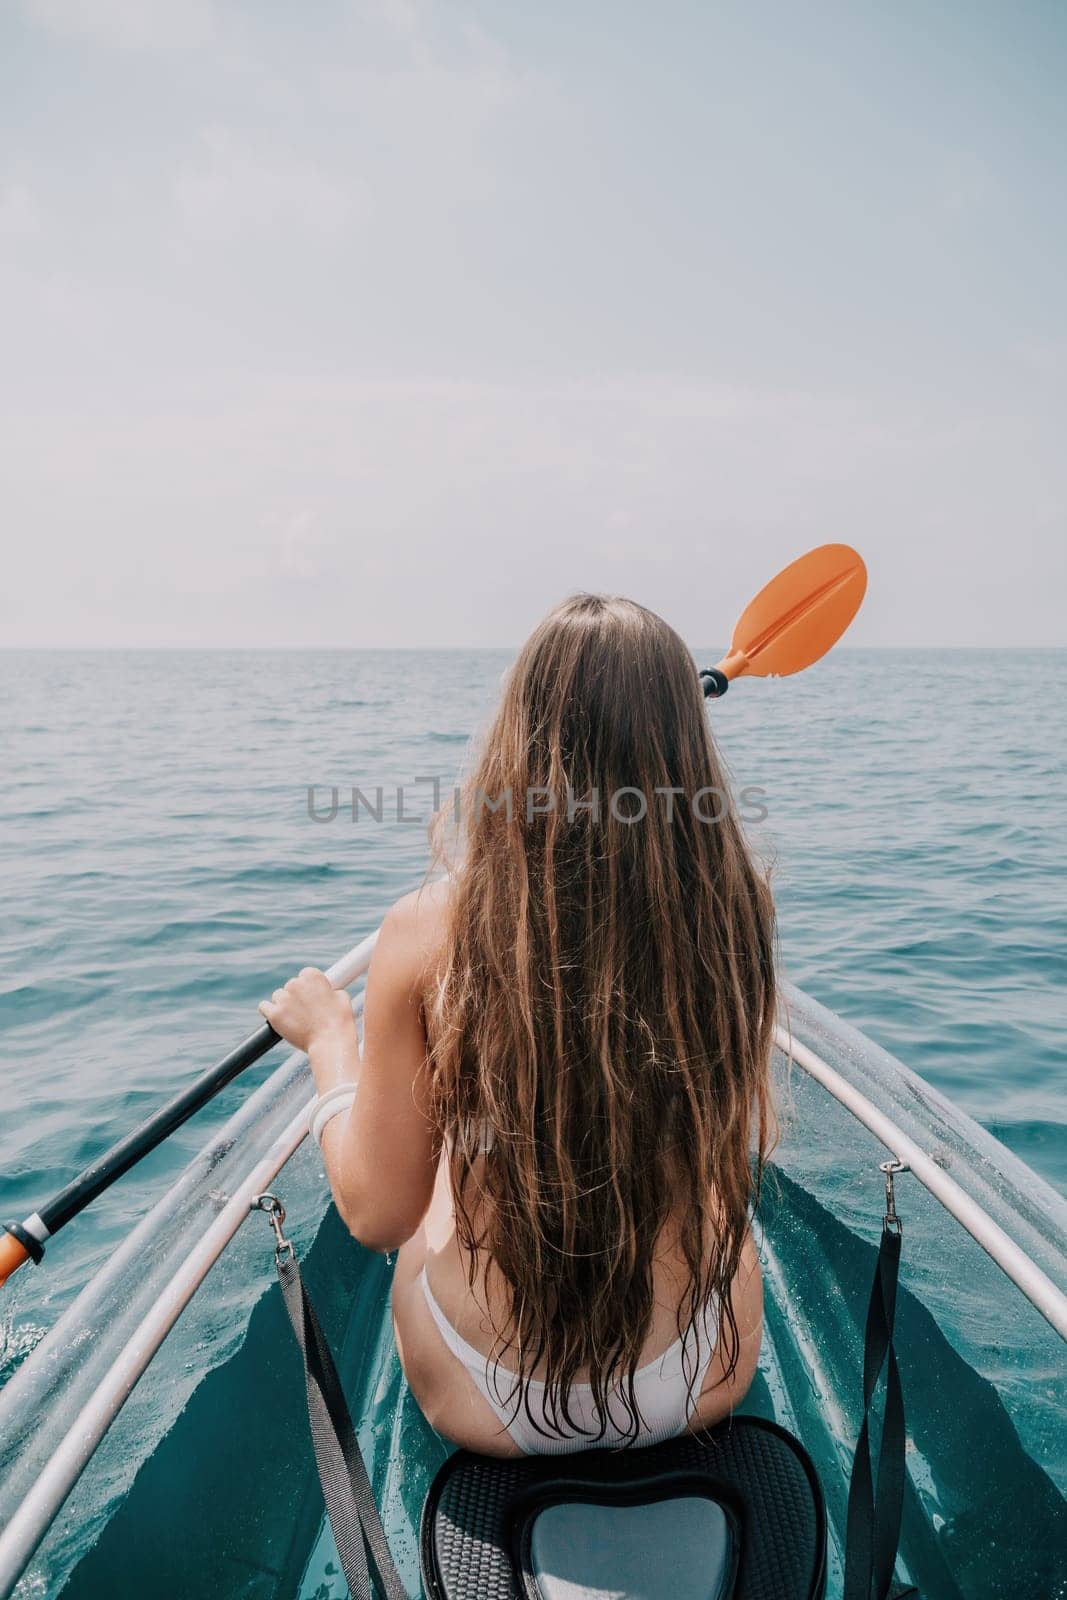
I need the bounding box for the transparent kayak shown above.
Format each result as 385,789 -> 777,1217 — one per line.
0,966 -> 1064,1600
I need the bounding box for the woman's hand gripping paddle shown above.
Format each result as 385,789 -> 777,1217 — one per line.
0,934 -> 379,1287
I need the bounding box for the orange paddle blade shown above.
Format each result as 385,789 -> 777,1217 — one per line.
717,543 -> 867,682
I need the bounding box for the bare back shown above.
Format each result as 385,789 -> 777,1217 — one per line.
384,881 -> 763,1456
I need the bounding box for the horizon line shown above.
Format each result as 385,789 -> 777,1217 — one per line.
1,643 -> 1065,654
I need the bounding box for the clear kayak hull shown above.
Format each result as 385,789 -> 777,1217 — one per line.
1,983 -> 1064,1599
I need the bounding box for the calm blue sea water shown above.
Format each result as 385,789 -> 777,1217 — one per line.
1,647 -> 1064,1373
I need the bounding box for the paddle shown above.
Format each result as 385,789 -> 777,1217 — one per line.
699,542 -> 867,696
1,543 -> 868,1290
0,933 -> 379,1287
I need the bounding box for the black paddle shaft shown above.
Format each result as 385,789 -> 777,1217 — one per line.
39,1021 -> 281,1236
700,668 -> 730,698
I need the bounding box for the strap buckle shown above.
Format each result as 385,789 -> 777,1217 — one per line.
250,1192 -> 295,1261
880,1159 -> 909,1234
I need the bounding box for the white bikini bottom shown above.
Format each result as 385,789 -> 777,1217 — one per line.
419,1266 -> 720,1456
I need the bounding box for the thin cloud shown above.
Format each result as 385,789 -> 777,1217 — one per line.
173,128 -> 357,244
0,182 -> 39,238
20,0 -> 216,52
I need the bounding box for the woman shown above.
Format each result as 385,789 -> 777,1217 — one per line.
261,594 -> 776,1458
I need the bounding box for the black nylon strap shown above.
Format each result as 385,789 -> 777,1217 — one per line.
843,1224 -> 917,1600
276,1250 -> 408,1600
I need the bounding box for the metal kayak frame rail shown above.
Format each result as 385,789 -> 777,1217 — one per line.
0,940 -> 1064,1598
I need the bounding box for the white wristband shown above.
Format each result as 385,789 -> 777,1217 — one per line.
309,1083 -> 357,1150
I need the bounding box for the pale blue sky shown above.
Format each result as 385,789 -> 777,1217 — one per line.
1,0 -> 1064,646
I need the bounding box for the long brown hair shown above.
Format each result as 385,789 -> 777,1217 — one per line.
427,594 -> 776,1442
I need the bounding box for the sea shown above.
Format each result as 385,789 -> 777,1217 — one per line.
1,646 -> 1064,1372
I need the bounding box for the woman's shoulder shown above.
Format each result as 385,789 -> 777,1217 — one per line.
376,876 -> 453,986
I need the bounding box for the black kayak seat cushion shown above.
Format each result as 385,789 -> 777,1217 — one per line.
529,1494 -> 732,1600
420,1416 -> 826,1600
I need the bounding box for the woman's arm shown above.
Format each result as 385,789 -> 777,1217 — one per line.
259,890 -> 440,1252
